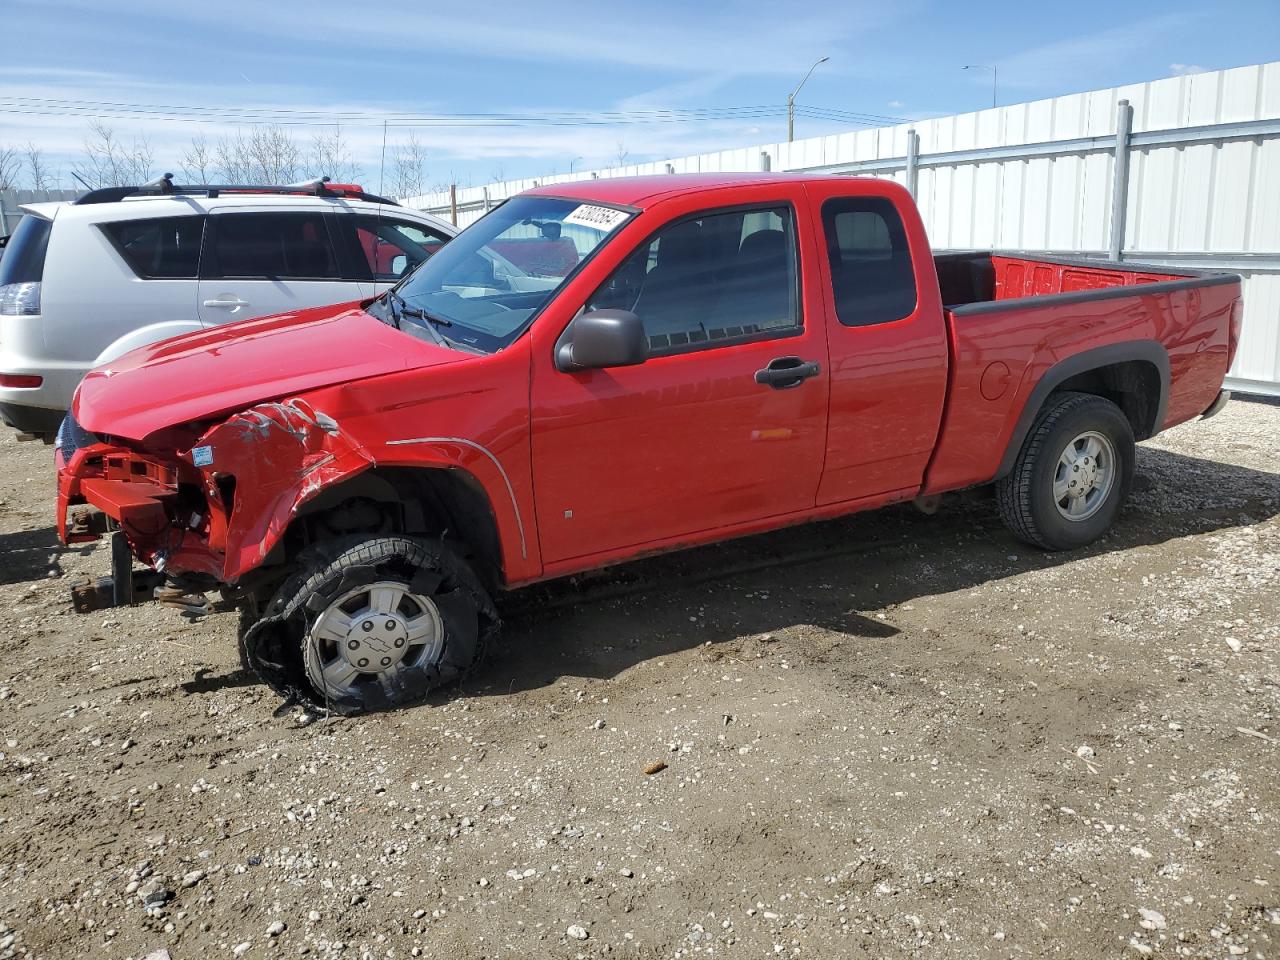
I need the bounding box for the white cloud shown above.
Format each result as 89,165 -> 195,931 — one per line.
0,67 -> 789,190
0,0 -> 918,188
15,0 -> 889,77
994,14 -> 1201,88
1169,62 -> 1207,75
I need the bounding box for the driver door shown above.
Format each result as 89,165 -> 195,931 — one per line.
529,187 -> 830,568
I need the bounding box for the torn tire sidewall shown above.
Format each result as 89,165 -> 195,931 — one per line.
241,536 -> 498,715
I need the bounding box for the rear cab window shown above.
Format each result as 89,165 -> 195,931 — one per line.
0,214 -> 53,315
821,196 -> 917,326
101,216 -> 205,279
204,212 -> 340,280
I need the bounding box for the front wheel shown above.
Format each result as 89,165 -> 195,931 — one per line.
240,536 -> 498,713
996,392 -> 1136,550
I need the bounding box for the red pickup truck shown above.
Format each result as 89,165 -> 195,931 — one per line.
56,173 -> 1240,713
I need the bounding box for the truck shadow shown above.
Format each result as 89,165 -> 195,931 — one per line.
468,443 -> 1280,700
0,525 -> 94,585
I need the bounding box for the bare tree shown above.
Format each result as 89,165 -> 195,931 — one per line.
309,126 -> 361,183
614,141 -> 630,168
388,133 -> 429,199
0,145 -> 21,191
72,122 -> 154,188
180,136 -> 216,183
214,126 -> 301,184
246,125 -> 302,183
25,143 -> 55,190
213,134 -> 250,184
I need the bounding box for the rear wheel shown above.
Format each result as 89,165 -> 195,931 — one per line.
240,536 -> 498,713
996,392 -> 1135,550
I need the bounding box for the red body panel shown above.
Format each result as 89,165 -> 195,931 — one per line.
528,180 -> 831,565
802,179 -> 950,505
75,304 -> 466,441
55,173 -> 1241,594
923,272 -> 1237,495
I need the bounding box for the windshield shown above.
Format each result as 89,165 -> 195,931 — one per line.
377,196 -> 632,352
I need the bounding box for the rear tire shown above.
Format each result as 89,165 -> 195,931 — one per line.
239,536 -> 498,714
996,392 -> 1135,551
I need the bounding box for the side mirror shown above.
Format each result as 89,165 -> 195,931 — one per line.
556,309 -> 647,372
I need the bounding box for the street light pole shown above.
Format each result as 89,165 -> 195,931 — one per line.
963,64 -> 998,108
787,56 -> 830,142
569,156 -> 583,174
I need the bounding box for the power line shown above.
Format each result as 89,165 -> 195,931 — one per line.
0,95 -> 905,129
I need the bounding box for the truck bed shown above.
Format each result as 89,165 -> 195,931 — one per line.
933,251 -> 1205,307
922,251 -> 1241,496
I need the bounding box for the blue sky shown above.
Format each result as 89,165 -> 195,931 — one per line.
1,0 -> 1278,192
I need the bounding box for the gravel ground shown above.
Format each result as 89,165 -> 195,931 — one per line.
0,397 -> 1277,960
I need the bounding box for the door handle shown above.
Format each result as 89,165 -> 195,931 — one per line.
754,356 -> 820,390
202,297 -> 250,308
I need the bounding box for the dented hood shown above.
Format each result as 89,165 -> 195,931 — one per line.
74,303 -> 466,440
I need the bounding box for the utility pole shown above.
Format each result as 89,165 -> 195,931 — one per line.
963,64 -> 998,108
787,56 -> 829,142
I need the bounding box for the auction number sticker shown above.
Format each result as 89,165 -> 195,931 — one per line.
562,204 -> 630,232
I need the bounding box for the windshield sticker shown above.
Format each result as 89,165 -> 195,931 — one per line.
562,204 -> 630,233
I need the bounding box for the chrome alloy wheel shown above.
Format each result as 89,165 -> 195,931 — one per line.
1053,430 -> 1116,522
304,581 -> 445,699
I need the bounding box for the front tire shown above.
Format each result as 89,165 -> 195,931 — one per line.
240,536 -> 498,714
996,392 -> 1135,550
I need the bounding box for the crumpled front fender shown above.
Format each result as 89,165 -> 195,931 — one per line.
186,398 -> 373,583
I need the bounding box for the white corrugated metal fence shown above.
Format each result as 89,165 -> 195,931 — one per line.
405,60 -> 1280,396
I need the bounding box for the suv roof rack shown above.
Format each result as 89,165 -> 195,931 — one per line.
73,174 -> 399,207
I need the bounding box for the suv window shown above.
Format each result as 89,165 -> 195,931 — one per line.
208,212 -> 340,280
588,205 -> 800,355
350,216 -> 449,281
0,214 -> 52,285
821,197 -> 917,327
0,214 -> 52,316
102,216 -> 204,279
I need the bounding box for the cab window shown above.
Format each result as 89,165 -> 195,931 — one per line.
587,205 -> 800,355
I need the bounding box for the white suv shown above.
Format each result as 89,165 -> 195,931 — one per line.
0,177 -> 456,439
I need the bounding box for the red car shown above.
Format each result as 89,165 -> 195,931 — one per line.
57,173 -> 1241,713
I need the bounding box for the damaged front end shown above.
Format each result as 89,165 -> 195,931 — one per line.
57,397 -> 372,612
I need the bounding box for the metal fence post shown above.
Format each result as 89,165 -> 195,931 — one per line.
1108,99 -> 1134,261
449,184 -> 458,226
904,129 -> 920,198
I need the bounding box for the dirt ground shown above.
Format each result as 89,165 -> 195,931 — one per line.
0,398 -> 1277,960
